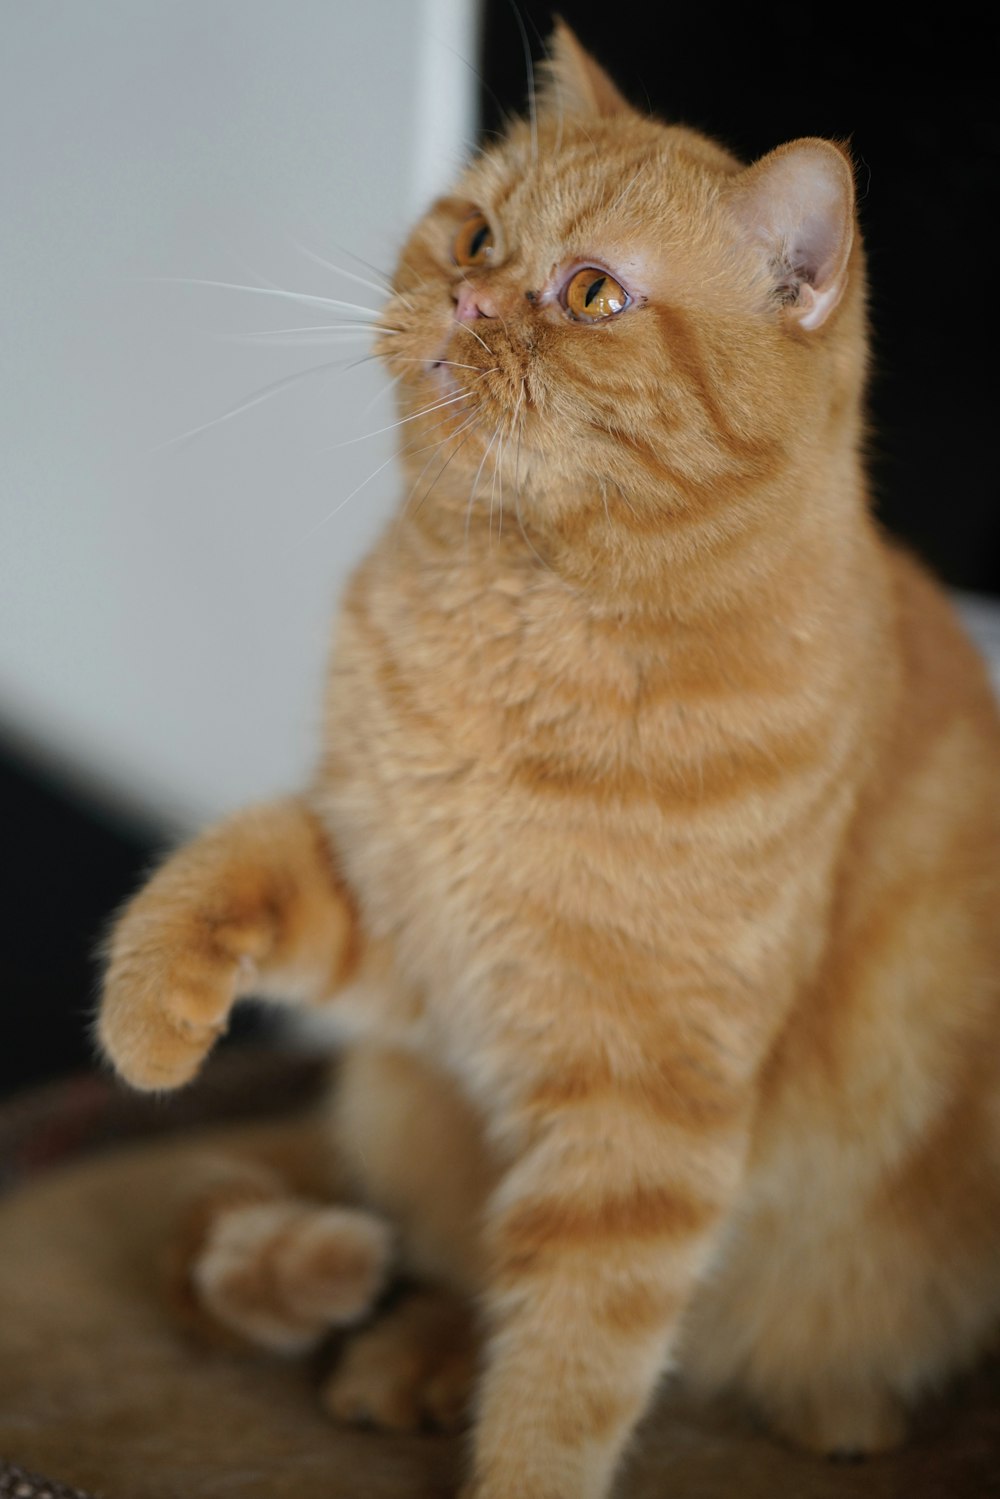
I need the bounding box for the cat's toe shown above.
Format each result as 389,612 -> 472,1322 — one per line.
192,1199 -> 392,1354
322,1362 -> 424,1433
322,1287 -> 477,1434
273,1206 -> 394,1324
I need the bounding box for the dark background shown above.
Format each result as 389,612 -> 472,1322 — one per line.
2,2 -> 996,1100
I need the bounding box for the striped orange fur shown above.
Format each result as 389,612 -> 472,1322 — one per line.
98,23 -> 1000,1498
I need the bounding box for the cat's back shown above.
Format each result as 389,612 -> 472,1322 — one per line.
844,544 -> 1000,897
886,545 -> 1000,746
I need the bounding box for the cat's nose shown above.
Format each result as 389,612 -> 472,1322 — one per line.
453,282 -> 499,323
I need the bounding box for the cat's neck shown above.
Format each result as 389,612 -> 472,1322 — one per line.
397,438 -> 882,643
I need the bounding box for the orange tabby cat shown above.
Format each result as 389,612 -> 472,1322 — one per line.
97,24 -> 1000,1499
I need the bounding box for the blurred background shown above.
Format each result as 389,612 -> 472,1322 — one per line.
1,1 -> 996,1096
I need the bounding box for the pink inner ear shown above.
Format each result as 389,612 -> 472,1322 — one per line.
730,141 -> 855,331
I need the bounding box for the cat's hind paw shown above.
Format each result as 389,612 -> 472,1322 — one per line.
191,1199 -> 393,1354
322,1287 -> 477,1433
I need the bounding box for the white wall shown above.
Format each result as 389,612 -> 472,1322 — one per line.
0,0 -> 479,832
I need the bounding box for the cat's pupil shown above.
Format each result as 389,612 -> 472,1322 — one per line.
470,224 -> 489,259
584,275 -> 607,309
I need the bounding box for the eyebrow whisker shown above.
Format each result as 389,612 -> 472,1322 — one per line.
287,238 -> 415,313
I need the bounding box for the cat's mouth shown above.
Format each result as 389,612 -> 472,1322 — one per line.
425,318 -> 489,379
426,348 -> 454,383
377,291 -> 534,459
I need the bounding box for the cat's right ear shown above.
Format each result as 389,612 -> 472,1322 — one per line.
726,139 -> 856,332
538,19 -> 633,120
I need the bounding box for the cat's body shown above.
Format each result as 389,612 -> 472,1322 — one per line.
98,27 -> 1000,1499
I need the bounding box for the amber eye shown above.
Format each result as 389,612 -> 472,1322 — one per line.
563,268 -> 630,322
454,212 -> 494,267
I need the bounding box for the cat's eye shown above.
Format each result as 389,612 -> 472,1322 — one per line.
453,212 -> 494,267
563,268 -> 630,322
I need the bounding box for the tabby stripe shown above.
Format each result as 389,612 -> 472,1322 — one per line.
344,596 -> 441,736
523,1071 -> 745,1137
605,429 -> 786,519
589,1279 -> 683,1339
546,1375 -> 651,1446
507,728 -> 822,807
654,304 -> 781,464
499,1183 -> 718,1271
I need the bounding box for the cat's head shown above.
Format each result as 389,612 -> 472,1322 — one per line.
376,23 -> 862,539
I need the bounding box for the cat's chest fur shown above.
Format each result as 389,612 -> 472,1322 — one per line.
315,523 -> 858,1064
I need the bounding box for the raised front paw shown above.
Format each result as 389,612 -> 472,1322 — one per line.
97,880 -> 264,1091
96,798 -> 356,1091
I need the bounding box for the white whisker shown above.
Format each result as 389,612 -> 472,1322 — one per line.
397,435 -> 460,529
292,449 -> 400,547
511,381 -> 556,577
396,411 -> 481,533
147,277 -> 385,319
302,405 -> 481,550
490,423 -> 505,542
388,356 -> 486,371
507,0 -> 538,170
465,421 -> 502,553
288,238 -> 414,313
536,26 -> 564,156
431,36 -> 508,136
153,359 -> 353,451
606,168 -> 644,220
320,389 -> 471,452
453,318 -> 492,355
356,372 -> 401,426
329,243 -> 396,292
222,325 -> 389,348
234,322 -> 393,338
421,420 -> 481,516
390,401 -> 482,474
497,407 -> 515,542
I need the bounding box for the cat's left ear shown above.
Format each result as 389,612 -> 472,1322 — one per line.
726,139 -> 855,331
538,19 -> 633,120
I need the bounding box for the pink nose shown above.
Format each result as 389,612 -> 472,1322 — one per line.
453,282 -> 499,322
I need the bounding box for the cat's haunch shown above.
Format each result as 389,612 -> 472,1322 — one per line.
98,22 -> 1000,1499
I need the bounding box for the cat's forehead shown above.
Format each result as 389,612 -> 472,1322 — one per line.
458,116 -> 739,262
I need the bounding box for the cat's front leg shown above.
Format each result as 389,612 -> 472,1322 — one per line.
463,1033 -> 753,1499
98,796 -> 358,1090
